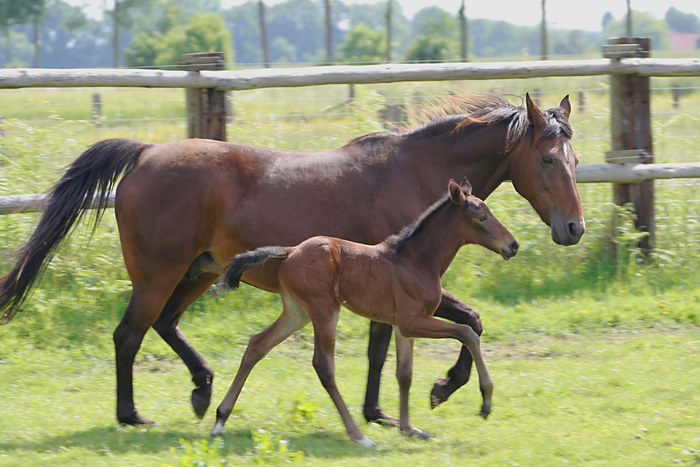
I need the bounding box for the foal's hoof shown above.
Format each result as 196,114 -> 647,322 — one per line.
210,420 -> 225,437
191,384 -> 212,419
402,426 -> 433,440
430,378 -> 450,409
118,411 -> 157,426
352,435 -> 377,448
364,409 -> 399,427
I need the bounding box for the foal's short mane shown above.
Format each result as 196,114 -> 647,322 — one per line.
404,93 -> 572,153
385,194 -> 452,251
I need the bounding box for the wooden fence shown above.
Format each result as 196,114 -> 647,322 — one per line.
1,42 -> 700,249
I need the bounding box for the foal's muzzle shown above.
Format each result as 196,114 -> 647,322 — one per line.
501,241 -> 519,260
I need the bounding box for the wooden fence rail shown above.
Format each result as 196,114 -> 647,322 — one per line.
0,58 -> 699,91
2,162 -> 698,215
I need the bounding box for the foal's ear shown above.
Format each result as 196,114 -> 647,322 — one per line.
525,93 -> 546,131
559,95 -> 572,121
449,179 -> 466,205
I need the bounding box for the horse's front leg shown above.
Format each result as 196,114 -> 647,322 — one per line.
430,289 -> 483,408
393,327 -> 431,439
153,275 -> 219,419
363,321 -> 399,426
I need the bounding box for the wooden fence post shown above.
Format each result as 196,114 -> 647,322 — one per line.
177,52 -> 227,141
603,37 -> 654,255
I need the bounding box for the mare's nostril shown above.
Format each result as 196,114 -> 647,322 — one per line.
568,222 -> 579,237
511,241 -> 519,255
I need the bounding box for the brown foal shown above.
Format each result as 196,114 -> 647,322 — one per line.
212,180 -> 518,446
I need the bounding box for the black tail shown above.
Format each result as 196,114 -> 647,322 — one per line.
224,246 -> 289,289
0,138 -> 150,324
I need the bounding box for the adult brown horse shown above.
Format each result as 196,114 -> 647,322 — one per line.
0,93 -> 584,426
213,179 -> 519,446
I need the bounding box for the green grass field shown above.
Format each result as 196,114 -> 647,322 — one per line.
0,78 -> 698,465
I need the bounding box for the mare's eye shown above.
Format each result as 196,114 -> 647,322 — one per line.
478,215 -> 487,223
541,155 -> 555,165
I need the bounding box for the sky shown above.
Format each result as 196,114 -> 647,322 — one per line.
221,0 -> 700,32
70,0 -> 700,32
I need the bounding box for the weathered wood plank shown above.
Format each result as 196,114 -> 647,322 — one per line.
0,58 -> 699,91
2,163 -> 697,214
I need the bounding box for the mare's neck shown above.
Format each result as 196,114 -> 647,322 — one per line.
399,119 -> 511,201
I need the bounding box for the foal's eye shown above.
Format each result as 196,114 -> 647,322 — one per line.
541,155 -> 556,165
477,215 -> 487,223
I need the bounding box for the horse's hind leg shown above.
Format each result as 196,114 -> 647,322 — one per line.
363,321 -> 399,425
114,286 -> 173,425
153,273 -> 220,419
430,289 -> 483,408
212,294 -> 310,436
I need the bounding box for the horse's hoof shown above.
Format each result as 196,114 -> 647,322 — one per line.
480,405 -> 491,420
430,378 -> 449,409
118,411 -> 157,426
211,420 -> 225,437
402,426 -> 433,440
353,435 -> 376,448
364,409 -> 399,427
191,384 -> 212,419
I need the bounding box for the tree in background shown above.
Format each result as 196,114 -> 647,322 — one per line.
126,11 -> 232,68
405,7 -> 457,62
665,7 -> 700,33
338,23 -> 386,64
0,0 -> 45,66
603,11 -> 671,50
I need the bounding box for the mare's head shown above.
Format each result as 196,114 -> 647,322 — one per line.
449,179 -> 519,260
507,94 -> 585,246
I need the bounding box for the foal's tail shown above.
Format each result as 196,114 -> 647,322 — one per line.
224,247 -> 290,290
0,138 -> 150,325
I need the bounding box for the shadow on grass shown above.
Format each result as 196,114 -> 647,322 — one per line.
0,422 -> 401,460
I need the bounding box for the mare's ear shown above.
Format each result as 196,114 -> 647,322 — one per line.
559,95 -> 571,121
460,177 -> 473,197
448,179 -> 466,205
525,93 -> 546,131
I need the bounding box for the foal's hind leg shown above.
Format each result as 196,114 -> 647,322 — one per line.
308,305 -> 375,447
212,295 -> 310,436
153,273 -> 219,419
430,289 -> 484,409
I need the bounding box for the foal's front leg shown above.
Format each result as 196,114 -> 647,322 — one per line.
393,327 -> 431,439
430,289 -> 484,408
397,313 -> 493,419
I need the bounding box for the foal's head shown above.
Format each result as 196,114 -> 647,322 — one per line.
449,179 -> 519,260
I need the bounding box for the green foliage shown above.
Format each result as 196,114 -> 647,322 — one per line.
249,428 -> 305,464
603,11 -> 671,50
126,12 -> 233,67
338,23 -> 386,64
169,438 -> 228,466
